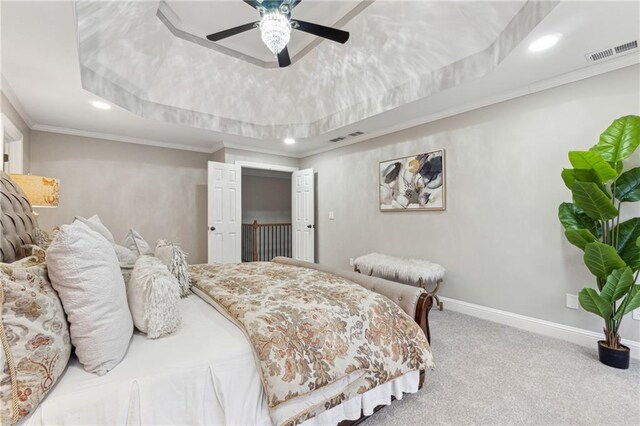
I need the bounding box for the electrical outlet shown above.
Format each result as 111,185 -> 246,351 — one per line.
566,294 -> 579,310
633,309 -> 640,321
349,258 -> 354,266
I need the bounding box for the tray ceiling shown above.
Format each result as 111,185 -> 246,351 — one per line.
3,1 -> 638,156
75,0 -> 550,140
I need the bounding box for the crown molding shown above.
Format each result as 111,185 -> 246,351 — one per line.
31,124 -> 221,154
1,76 -> 35,128
300,53 -> 640,159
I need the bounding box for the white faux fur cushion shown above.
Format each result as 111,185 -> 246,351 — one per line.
124,229 -> 152,256
127,256 -> 181,339
353,253 -> 446,284
154,240 -> 191,297
46,220 -> 133,375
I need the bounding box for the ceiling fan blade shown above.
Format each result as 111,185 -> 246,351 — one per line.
243,0 -> 261,9
291,20 -> 349,44
277,46 -> 291,67
206,22 -> 258,42
290,0 -> 302,9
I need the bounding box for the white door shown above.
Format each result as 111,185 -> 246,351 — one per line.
292,168 -> 315,262
208,162 -> 241,263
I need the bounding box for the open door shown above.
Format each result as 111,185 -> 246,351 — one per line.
208,162 -> 241,263
292,168 -> 315,262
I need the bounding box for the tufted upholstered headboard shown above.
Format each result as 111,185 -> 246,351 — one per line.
1,171 -> 38,263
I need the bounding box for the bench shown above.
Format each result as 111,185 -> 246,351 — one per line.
353,253 -> 446,310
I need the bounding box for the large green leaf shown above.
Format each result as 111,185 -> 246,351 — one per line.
568,151 -> 618,182
562,168 -> 609,195
564,229 -> 598,251
579,288 -> 612,319
614,167 -> 640,202
591,115 -> 640,163
613,286 -> 640,321
583,242 -> 626,279
600,267 -> 634,303
571,182 -> 618,221
615,218 -> 640,272
558,202 -> 601,237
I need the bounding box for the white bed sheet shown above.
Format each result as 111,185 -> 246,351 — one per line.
22,294 -> 420,426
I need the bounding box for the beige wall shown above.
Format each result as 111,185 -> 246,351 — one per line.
301,65 -> 640,340
30,131 -> 210,263
1,92 -> 31,172
242,173 -> 291,224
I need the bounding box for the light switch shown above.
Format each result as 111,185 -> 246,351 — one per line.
328,211 -> 335,220
566,294 -> 579,310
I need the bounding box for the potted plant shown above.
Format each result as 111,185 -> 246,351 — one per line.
559,114 -> 640,369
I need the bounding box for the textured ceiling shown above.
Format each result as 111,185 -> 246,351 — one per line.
3,1 -> 637,156
76,0 -> 551,140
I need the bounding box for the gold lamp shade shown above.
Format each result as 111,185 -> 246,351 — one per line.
9,174 -> 59,207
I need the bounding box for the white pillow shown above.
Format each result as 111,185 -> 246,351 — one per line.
114,243 -> 138,266
46,220 -> 133,375
127,256 -> 181,339
74,215 -> 115,244
124,229 -> 152,256
155,240 -> 191,297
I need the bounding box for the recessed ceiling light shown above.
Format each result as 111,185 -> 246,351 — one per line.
284,138 -> 295,145
90,100 -> 111,110
528,34 -> 561,52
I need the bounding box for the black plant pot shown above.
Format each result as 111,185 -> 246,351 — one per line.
598,341 -> 630,369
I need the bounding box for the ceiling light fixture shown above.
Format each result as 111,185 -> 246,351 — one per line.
91,100 -> 112,110
528,34 -> 561,52
284,137 -> 296,145
259,11 -> 291,55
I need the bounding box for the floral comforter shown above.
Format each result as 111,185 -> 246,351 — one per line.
189,262 -> 434,426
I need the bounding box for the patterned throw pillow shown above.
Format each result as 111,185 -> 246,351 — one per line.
127,256 -> 181,339
154,240 -> 191,297
0,260 -> 71,425
34,227 -> 59,251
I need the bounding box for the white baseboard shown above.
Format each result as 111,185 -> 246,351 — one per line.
439,296 -> 640,360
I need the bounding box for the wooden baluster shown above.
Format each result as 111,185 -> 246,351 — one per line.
252,220 -> 258,262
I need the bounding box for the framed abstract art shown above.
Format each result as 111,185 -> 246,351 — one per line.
379,149 -> 445,211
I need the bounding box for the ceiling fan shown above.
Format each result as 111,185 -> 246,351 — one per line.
206,0 -> 350,68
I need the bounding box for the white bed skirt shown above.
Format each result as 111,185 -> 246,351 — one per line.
21,295 -> 421,426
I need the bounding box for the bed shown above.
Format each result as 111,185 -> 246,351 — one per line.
0,171 -> 434,425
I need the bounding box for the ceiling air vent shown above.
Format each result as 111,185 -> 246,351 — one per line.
586,40 -> 638,63
328,131 -> 365,143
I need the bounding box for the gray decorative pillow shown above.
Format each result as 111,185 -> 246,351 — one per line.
124,229 -> 152,256
74,215 -> 115,244
0,260 -> 71,424
46,221 -> 133,375
127,256 -> 181,339
154,240 -> 191,297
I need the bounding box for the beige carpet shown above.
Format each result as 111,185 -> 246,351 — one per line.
366,309 -> 640,425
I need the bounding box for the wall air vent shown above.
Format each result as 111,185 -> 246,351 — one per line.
586,40 -> 638,63
328,131 -> 365,143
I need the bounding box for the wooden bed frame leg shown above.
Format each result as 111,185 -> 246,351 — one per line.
415,292 -> 433,344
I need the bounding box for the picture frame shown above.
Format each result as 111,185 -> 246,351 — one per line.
379,149 -> 446,211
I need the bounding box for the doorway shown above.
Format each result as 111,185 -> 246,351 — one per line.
241,168 -> 292,261
207,161 -> 315,264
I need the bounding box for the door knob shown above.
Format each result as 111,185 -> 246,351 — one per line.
307,224 -> 315,229
209,226 -> 216,231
